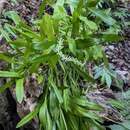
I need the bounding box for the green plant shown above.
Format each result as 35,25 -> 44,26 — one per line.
94,65 -> 116,88
109,121 -> 130,130
108,90 -> 130,130
94,65 -> 123,88
0,0 -> 123,130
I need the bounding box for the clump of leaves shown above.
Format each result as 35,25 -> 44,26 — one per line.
94,65 -> 123,88
108,90 -> 130,130
94,65 -> 116,88
0,0 -> 123,130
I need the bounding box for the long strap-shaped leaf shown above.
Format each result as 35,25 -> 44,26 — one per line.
0,54 -> 13,63
0,71 -> 19,77
49,78 -> 63,104
88,8 -> 116,26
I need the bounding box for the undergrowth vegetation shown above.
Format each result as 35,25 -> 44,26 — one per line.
0,0 -> 129,130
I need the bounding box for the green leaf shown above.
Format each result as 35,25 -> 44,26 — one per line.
40,15 -> 55,41
74,65 -> 95,83
105,73 -> 112,88
0,71 -> 19,77
79,16 -> 98,30
56,0 -> 64,6
48,55 -> 59,69
88,8 -> 116,26
66,115 -> 79,130
4,23 -> 16,37
75,38 -> 95,49
74,105 -> 101,121
94,67 -> 113,87
53,5 -> 66,20
29,63 -> 40,73
109,124 -> 126,130
33,39 -> 54,50
39,98 -> 47,127
0,53 -> 13,63
16,78 -> 24,103
31,53 -> 57,64
68,38 -> 76,55
0,28 -> 11,42
89,45 -> 103,60
57,109 -> 67,130
39,97 -> 53,130
4,11 -> 21,25
49,90 -> 59,120
10,25 -> 40,39
107,99 -> 124,110
102,34 -> 122,42
122,120 -> 130,129
10,38 -> 28,48
101,71 -> 105,84
71,0 -> 83,38
94,67 -> 102,79
72,97 -> 102,111
37,75 -> 44,84
49,78 -> 63,104
102,51 -> 109,68
63,89 -> 70,111
46,110 -> 53,130
16,105 -> 40,128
